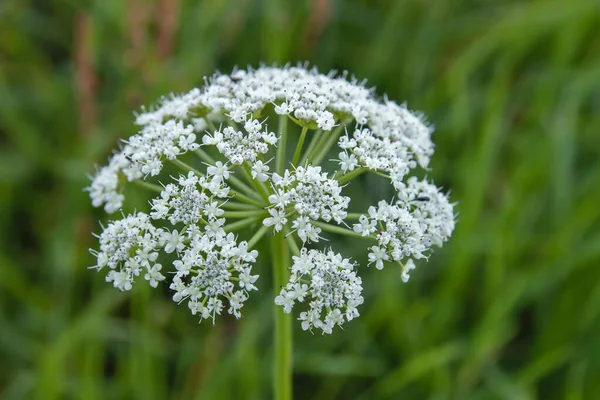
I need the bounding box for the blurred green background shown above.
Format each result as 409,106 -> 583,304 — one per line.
1,0 -> 600,399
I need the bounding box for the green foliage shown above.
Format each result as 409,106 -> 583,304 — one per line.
1,0 -> 599,398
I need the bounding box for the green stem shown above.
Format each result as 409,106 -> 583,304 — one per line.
286,233 -> 301,257
229,190 -> 264,208
171,158 -> 263,205
292,126 -> 309,166
194,148 -> 265,203
229,176 -> 265,202
300,129 -> 322,165
242,162 -> 271,201
224,216 -> 261,232
305,130 -> 330,165
276,115 -> 288,175
221,201 -> 261,211
205,119 -> 218,133
247,224 -> 269,249
222,210 -> 268,219
337,167 -> 366,184
132,180 -> 163,193
195,147 -> 216,164
270,232 -> 292,400
311,220 -> 376,240
171,158 -> 203,177
372,170 -> 391,179
311,124 -> 345,166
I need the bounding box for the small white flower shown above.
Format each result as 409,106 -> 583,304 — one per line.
338,152 -> 358,172
268,189 -> 290,208
263,208 -> 287,232
353,215 -> 377,236
244,119 -> 261,134
272,170 -> 295,187
204,201 -> 225,219
401,259 -> 416,283
206,161 -> 230,182
239,268 -> 259,291
368,246 -> 389,270
106,270 -> 133,291
251,160 -> 270,182
228,291 -> 248,319
202,130 -> 223,145
316,111 -> 335,131
274,290 -> 295,313
274,102 -> 293,115
163,230 -> 185,254
144,263 -> 165,288
290,282 -> 309,301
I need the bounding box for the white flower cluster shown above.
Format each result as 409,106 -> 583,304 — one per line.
356,177 -> 455,282
154,173 -> 258,322
275,248 -> 363,334
91,212 -> 165,291
264,166 -> 350,242
88,153 -> 128,213
89,66 -> 433,213
91,171 -> 258,323
168,225 -> 259,322
399,177 -> 456,247
202,118 -> 278,165
338,127 -> 417,189
150,171 -> 229,225
88,120 -> 199,213
134,89 -> 202,125
89,64 -> 455,333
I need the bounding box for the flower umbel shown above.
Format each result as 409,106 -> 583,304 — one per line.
88,64 -> 455,334
275,248 -> 363,334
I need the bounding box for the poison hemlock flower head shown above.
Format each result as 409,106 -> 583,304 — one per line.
87,64 -> 455,334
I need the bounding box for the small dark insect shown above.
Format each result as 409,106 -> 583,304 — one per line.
413,196 -> 430,202
231,76 -> 242,82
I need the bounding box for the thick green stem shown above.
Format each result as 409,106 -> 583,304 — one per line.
276,115 -> 288,175
292,126 -> 309,166
270,233 -> 292,400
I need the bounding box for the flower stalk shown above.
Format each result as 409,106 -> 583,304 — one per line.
292,126 -> 309,166
276,115 -> 288,175
271,232 -> 292,400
